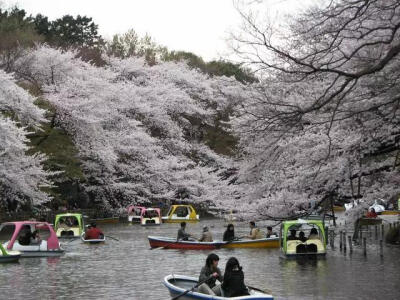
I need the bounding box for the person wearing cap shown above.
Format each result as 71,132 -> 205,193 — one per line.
84,222 -> 104,240
199,226 -> 213,242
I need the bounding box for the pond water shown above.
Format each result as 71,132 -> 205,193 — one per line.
1,218 -> 400,299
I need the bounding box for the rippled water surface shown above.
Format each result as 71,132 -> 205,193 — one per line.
1,218 -> 400,300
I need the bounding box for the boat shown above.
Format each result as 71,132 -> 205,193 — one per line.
54,213 -> 85,238
148,236 -> 279,250
127,206 -> 162,225
140,208 -> 162,226
90,217 -> 119,224
0,243 -> 21,263
381,210 -> 400,215
333,205 -> 345,212
280,219 -> 327,258
162,205 -> 199,223
127,205 -> 146,223
164,274 -> 274,299
220,237 -> 279,249
81,233 -> 106,244
0,221 -> 65,257
148,236 -> 223,250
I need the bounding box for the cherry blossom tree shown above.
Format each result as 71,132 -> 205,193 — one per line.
0,70 -> 53,210
14,45 -> 247,209
228,0 -> 400,219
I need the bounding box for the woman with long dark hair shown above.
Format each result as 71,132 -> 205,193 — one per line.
223,223 -> 235,241
221,257 -> 250,297
198,253 -> 223,295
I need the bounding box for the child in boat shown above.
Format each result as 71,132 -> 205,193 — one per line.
245,221 -> 264,240
223,223 -> 235,241
221,257 -> 250,297
198,226 -> 213,242
84,222 -> 104,240
198,253 -> 223,296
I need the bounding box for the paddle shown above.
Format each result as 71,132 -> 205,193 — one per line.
105,235 -> 119,241
171,275 -> 213,300
246,285 -> 272,295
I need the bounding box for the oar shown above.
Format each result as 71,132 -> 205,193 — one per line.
171,275 -> 213,300
105,235 -> 119,241
246,285 -> 272,295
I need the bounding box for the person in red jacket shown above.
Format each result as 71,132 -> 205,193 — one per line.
85,222 -> 104,239
366,207 -> 378,218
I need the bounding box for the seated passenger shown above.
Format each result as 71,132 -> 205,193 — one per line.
366,207 -> 378,218
246,221 -> 264,240
30,230 -> 41,245
223,223 -> 235,241
199,226 -> 213,242
299,231 -> 307,242
287,229 -> 298,240
198,253 -> 223,295
308,228 -> 319,240
18,225 -> 33,246
222,257 -> 250,297
84,222 -> 103,240
266,226 -> 276,238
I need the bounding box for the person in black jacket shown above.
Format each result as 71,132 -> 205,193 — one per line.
223,223 -> 235,241
221,257 -> 250,297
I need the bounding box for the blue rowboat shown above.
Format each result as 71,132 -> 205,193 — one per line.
163,274 -> 274,300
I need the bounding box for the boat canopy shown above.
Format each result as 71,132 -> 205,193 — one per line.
165,205 -> 199,220
281,219 -> 326,255
55,213 -> 84,228
127,205 -> 146,215
1,221 -> 60,250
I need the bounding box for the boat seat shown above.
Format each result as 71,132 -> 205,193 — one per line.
11,240 -> 48,251
287,239 -> 324,253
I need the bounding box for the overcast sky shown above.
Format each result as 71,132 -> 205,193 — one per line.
2,0 -> 318,61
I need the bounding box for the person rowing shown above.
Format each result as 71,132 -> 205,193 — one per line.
221,257 -> 250,297
84,222 -> 104,240
198,253 -> 223,295
177,221 -> 195,241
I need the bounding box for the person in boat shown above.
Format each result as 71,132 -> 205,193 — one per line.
308,228 -> 319,240
245,221 -> 264,240
84,222 -> 104,240
18,225 -> 33,246
30,230 -> 41,245
199,226 -> 213,242
287,229 -> 298,240
299,231 -> 307,242
366,207 -> 378,218
221,257 -> 250,297
198,253 -> 223,295
177,222 -> 193,241
223,223 -> 235,241
266,226 -> 276,238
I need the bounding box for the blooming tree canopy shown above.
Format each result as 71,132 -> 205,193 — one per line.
228,0 -> 400,219
0,70 -> 52,210
14,46 -> 247,209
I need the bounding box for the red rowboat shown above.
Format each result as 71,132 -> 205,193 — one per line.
148,236 -> 224,250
